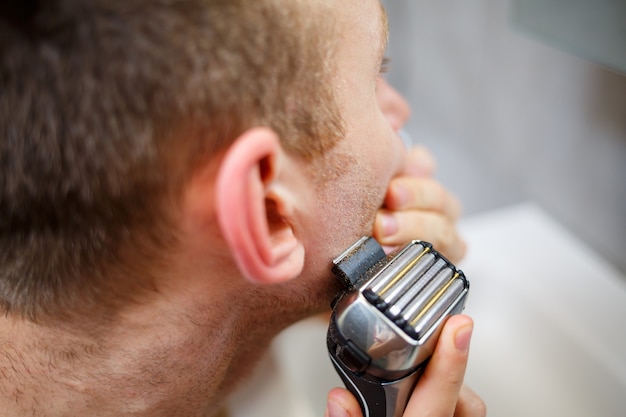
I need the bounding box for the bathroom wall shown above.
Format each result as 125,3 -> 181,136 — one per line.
381,0 -> 626,275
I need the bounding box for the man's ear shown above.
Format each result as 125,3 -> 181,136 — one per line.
215,127 -> 305,284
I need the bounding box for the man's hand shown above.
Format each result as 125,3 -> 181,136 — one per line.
324,315 -> 486,417
373,145 -> 467,263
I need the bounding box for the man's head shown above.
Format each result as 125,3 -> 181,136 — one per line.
0,0 -> 344,321
0,0 -> 409,414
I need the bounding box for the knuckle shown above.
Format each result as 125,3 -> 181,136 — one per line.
402,212 -> 426,239
437,222 -> 456,248
409,180 -> 428,207
469,396 -> 487,417
457,386 -> 487,417
433,182 -> 448,209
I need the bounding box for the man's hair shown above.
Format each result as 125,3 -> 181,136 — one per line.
0,0 -> 343,321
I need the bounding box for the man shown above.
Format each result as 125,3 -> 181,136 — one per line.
0,0 -> 483,416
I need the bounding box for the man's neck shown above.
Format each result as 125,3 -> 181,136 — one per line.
0,254 -> 329,416
0,317 -> 99,415
0,300 -> 232,417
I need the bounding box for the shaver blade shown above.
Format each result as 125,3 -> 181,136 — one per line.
327,237 -> 469,417
362,242 -> 466,342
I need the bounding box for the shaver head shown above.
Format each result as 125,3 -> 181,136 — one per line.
328,237 -> 469,381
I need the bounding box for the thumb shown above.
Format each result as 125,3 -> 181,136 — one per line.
325,387 -> 362,417
405,314 -> 474,415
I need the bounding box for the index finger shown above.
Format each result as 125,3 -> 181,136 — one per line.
384,176 -> 462,221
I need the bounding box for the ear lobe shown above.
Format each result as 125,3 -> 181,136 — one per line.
215,127 -> 305,284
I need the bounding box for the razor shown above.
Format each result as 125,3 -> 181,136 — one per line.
327,237 -> 470,417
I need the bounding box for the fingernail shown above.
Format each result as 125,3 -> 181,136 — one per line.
380,213 -> 398,237
326,398 -> 349,417
455,323 -> 473,353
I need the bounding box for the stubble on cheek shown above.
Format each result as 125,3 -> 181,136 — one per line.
311,149 -> 386,240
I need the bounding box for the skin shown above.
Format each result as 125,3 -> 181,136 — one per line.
0,0 -> 481,416
374,77 -> 466,263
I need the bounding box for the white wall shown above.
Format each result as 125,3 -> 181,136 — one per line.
382,0 -> 626,275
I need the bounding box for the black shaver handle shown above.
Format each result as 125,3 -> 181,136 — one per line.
328,348 -> 423,417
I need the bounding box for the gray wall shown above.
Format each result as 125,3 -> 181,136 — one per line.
381,0 -> 626,275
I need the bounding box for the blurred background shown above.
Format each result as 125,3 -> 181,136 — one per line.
381,0 -> 626,276
377,1 -> 626,415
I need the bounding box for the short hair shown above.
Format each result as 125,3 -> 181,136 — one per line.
0,0 -> 343,321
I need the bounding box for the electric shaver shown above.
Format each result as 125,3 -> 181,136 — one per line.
327,237 -> 470,417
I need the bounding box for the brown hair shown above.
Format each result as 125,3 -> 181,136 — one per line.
0,0 -> 343,321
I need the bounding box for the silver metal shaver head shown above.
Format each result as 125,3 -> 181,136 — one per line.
327,237 -> 470,417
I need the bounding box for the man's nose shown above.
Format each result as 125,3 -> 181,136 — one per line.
377,77 -> 411,132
